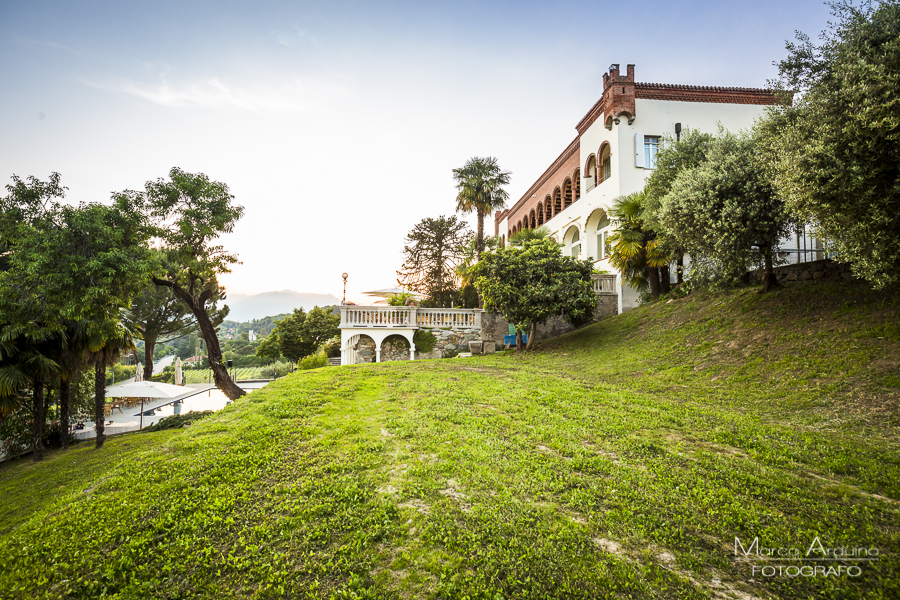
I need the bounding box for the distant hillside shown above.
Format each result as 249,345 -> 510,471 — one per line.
223,290 -> 340,322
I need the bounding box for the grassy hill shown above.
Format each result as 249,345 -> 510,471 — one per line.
1,279 -> 897,599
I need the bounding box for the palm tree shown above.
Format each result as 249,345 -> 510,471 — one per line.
452,157 -> 511,262
508,226 -> 554,248
607,191 -> 671,298
84,322 -> 135,449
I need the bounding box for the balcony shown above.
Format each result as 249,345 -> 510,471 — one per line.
339,306 -> 482,330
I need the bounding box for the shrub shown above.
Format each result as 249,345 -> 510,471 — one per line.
323,337 -> 342,358
297,352 -> 329,371
414,329 -> 437,353
143,410 -> 214,432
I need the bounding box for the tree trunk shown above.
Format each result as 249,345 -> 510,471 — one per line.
476,208 -> 485,263
647,267 -> 661,298
515,328 -> 523,352
144,336 -> 156,381
676,255 -> 684,285
526,323 -> 537,351
60,376 -> 70,450
156,278 -> 245,400
761,248 -> 779,293
95,365 -> 106,449
32,380 -> 44,461
660,265 -> 671,294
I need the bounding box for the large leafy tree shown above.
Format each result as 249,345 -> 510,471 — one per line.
642,129 -> 715,284
258,306 -> 340,364
658,130 -> 793,292
128,249 -> 227,381
452,157 -> 511,261
471,238 -> 596,350
0,175 -> 153,457
396,216 -> 471,307
146,168 -> 246,400
758,0 -> 900,288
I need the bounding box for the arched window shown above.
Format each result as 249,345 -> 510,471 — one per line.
553,188 -> 562,214
529,209 -> 536,229
545,195 -> 552,219
585,156 -> 597,191
596,212 -> 611,259
599,143 -> 612,183
574,169 -> 581,201
564,179 -> 573,208
566,226 -> 581,258
537,203 -> 544,225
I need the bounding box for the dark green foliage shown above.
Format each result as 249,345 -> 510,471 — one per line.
142,410 -> 213,432
657,129 -> 793,291
413,329 -> 437,353
759,0 -> 900,288
472,238 -> 596,349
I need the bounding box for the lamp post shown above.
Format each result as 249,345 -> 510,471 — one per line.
341,272 -> 348,305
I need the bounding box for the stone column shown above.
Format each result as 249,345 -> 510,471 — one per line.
375,348 -> 381,363
409,343 -> 416,360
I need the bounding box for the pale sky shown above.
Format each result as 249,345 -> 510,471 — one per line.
1,0 -> 833,304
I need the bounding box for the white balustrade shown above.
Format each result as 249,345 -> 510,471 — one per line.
340,306 -> 481,330
591,274 -> 616,293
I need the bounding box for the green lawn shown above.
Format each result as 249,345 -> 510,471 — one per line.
1,279 -> 897,599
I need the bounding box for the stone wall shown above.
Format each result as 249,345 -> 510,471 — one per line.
355,336 -> 376,364
754,259 -> 855,286
481,293 -> 617,348
381,335 -> 410,362
417,328 -> 481,359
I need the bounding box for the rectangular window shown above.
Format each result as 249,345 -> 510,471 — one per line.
644,136 -> 660,169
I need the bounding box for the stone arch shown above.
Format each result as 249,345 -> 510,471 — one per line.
381,334 -> 411,362
553,187 -> 562,214
563,179 -> 573,208
344,333 -> 376,364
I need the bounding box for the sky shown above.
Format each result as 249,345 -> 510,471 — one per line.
1,0 -> 834,304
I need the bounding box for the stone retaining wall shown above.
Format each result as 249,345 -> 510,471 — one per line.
481,293 -> 617,347
755,259 -> 855,285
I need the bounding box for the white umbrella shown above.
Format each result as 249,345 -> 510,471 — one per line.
174,357 -> 183,385
105,380 -> 188,399
362,287 -> 419,298
105,379 -> 191,430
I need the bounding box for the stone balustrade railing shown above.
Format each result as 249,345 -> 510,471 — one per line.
340,306 -> 482,330
591,273 -> 616,293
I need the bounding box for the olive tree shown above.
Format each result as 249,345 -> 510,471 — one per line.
759,0 -> 900,288
657,130 -> 793,292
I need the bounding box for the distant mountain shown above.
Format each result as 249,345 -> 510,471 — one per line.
224,290 -> 341,322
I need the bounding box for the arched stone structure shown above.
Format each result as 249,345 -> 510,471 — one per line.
381,334 -> 411,362
341,329 -> 416,365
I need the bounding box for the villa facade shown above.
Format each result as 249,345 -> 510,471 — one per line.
494,63 -> 820,312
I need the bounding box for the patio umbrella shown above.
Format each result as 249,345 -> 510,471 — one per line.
362,287 -> 419,298
174,357 -> 183,385
105,380 -> 189,430
106,380 -> 188,399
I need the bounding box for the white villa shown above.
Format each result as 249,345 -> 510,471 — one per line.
494,63 -> 823,313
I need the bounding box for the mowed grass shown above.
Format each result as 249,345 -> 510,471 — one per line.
1,279 -> 898,599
